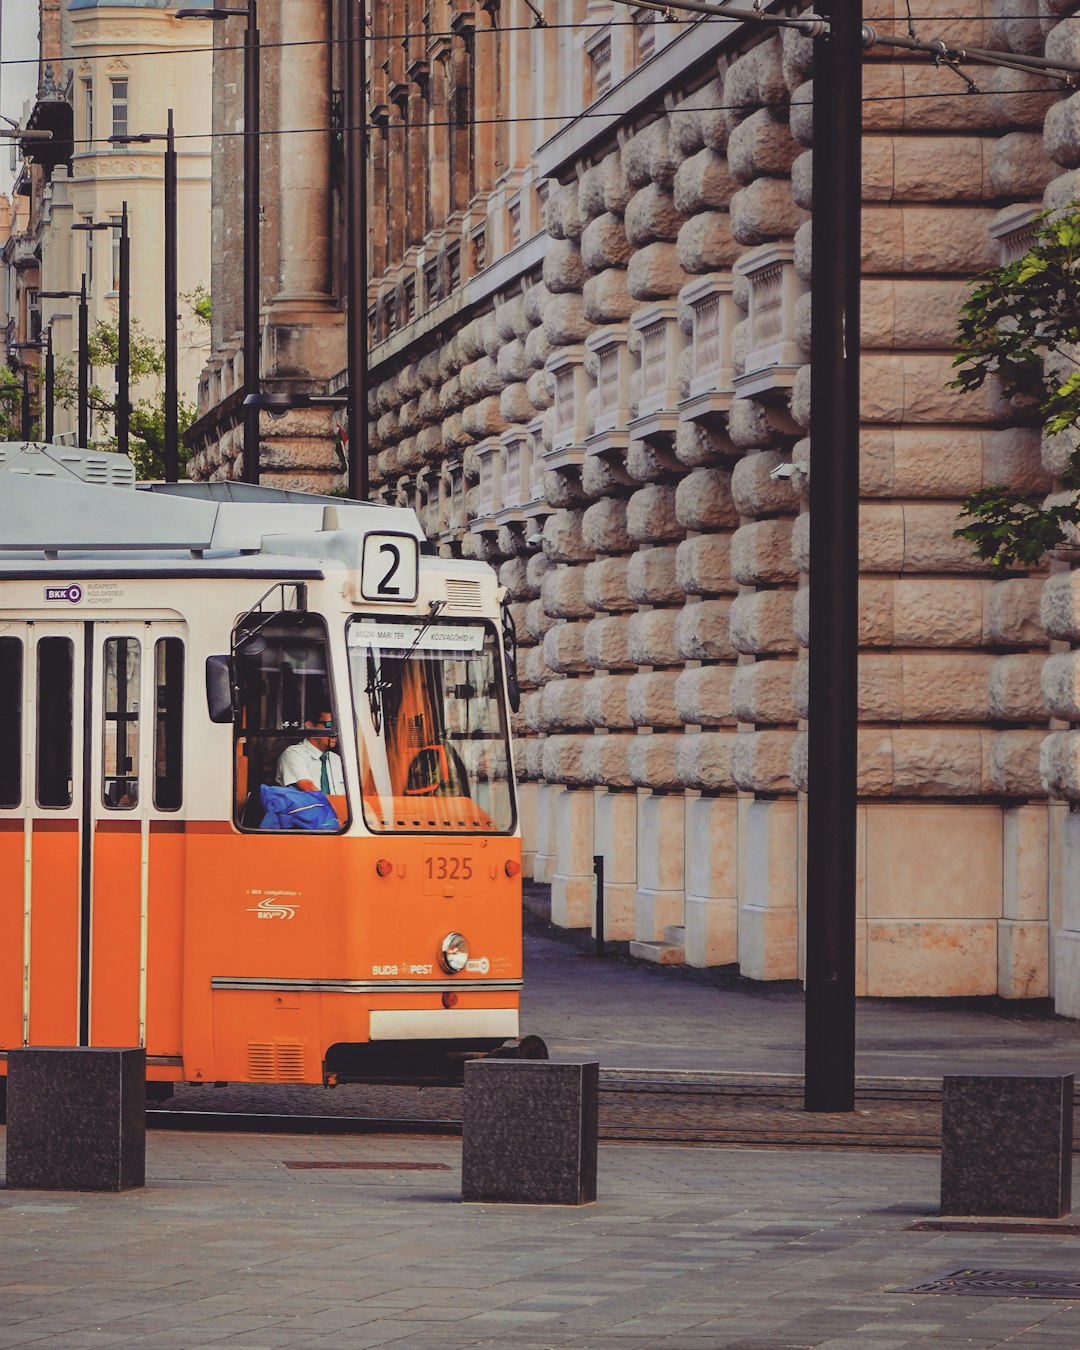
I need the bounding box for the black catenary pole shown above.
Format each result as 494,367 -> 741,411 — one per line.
242,2 -> 261,484
804,0 -> 862,1114
345,0 -> 369,500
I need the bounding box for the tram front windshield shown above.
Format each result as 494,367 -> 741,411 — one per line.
347,617 -> 514,834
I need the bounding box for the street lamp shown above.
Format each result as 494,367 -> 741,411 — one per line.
111,110 -> 179,481
40,278 -> 89,448
243,392 -> 347,415
177,3 -> 260,485
0,129 -> 53,142
73,205 -> 131,458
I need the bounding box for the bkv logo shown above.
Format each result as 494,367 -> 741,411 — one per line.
45,583 -> 83,604
247,896 -> 298,920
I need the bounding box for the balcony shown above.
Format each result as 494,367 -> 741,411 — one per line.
544,347 -> 590,471
6,234 -> 39,271
473,436 -> 503,535
439,458 -> 466,542
628,301 -> 686,441
584,326 -> 633,459
491,424 -> 534,525
678,274 -> 736,425
733,243 -> 806,399
990,204 -> 1041,266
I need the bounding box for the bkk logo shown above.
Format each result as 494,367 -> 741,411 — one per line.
246,896 -> 298,920
44,583 -> 83,604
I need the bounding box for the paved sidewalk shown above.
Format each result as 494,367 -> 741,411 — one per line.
520,911 -> 1080,1081
5,905 -> 1080,1348
4,1134 -> 1080,1349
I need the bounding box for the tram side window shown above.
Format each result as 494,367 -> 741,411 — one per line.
232,615 -> 346,832
0,637 -> 23,808
36,637 -> 74,809
102,637 -> 141,810
154,637 -> 184,811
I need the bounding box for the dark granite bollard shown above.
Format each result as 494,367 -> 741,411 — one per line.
462,1059 -> 599,1205
940,1073 -> 1072,1218
6,1047 -> 146,1192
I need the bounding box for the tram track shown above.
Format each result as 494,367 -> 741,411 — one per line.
145,1071 -> 954,1151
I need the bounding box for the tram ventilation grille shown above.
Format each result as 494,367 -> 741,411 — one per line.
444,579 -> 484,611
248,1039 -> 306,1082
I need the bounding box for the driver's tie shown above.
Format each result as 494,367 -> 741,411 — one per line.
320,753 -> 330,793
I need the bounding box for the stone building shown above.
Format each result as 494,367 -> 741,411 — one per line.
185,0 -> 346,486
191,0 -> 1080,1014
9,0 -> 212,448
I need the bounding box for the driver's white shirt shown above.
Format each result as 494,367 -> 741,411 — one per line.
276,738 -> 345,794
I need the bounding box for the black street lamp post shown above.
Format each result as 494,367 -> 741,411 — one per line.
118,203 -> 130,458
111,110 -> 179,480
44,325 -> 54,443
7,340 -> 49,440
40,277 -> 89,447
73,207 -> 130,458
178,4 -> 260,485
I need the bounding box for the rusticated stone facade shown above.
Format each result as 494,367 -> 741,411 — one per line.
195,0 -> 1080,1010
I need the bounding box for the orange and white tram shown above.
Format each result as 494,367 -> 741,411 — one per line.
0,443 -> 537,1103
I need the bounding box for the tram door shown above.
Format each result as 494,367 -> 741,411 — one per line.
0,620 -> 186,1055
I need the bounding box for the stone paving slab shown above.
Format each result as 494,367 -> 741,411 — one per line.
5,1131 -> 1080,1348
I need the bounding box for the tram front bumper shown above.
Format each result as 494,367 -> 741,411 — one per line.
368,1007 -> 519,1041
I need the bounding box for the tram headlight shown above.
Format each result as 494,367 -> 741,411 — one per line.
439,931 -> 470,974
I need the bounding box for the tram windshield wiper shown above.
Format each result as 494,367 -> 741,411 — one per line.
364,600 -> 447,735
365,648 -> 389,734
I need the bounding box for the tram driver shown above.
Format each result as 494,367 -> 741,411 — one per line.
276,712 -> 345,796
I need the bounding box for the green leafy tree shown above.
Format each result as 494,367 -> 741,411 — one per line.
54,317 -> 195,479
0,365 -> 34,441
952,208 -> 1080,569
181,283 -> 211,328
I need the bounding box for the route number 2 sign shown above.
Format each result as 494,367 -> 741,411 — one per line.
360,532 -> 419,603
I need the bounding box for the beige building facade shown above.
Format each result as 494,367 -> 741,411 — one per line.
12,0 -> 211,448
192,0 -> 1080,1014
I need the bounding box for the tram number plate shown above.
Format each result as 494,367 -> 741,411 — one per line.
360,532 -> 419,603
423,854 -> 474,893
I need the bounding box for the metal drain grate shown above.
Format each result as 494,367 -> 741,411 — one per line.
900,1269 -> 1080,1299
283,1161 -> 451,1171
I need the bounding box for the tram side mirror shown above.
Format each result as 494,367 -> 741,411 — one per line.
205,655 -> 235,724
501,599 -> 521,714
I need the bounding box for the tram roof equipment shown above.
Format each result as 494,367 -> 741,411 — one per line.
0,442 -> 425,566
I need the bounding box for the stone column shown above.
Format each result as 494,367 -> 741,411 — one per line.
258,0 -> 343,486
270,0 -> 334,315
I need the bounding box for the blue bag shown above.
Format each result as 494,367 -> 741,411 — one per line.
259,784 -> 339,831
